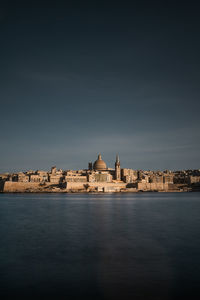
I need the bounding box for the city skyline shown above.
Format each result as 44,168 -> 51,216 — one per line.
1,152 -> 200,194
1,151 -> 199,174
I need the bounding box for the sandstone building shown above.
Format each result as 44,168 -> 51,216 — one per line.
0,154 -> 200,193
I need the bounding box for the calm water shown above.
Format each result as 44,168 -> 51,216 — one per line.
0,193 -> 200,299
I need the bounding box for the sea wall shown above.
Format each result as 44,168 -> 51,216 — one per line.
66,182 -> 86,190
3,182 -> 61,193
3,181 -> 127,193
137,182 -> 169,191
3,181 -> 190,193
66,182 -> 126,192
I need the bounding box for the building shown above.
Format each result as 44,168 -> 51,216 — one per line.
2,153 -> 199,193
115,155 -> 121,181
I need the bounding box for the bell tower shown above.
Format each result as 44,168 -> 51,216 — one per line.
115,154 -> 121,181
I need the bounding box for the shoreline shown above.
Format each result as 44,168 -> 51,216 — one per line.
1,190 -> 198,194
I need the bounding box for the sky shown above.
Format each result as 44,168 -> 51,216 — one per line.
0,0 -> 200,172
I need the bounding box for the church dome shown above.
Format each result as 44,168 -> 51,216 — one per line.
93,154 -> 107,170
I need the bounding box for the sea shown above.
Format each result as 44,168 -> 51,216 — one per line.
0,193 -> 200,300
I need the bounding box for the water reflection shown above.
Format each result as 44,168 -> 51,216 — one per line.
0,193 -> 200,299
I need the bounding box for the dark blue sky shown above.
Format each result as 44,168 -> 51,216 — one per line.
0,1 -> 200,172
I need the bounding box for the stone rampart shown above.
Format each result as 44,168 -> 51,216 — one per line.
3,180 -> 180,193
3,182 -> 61,192
66,182 -> 86,190
137,182 -> 168,191
66,182 -> 126,192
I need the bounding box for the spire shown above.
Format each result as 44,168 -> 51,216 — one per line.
115,154 -> 121,180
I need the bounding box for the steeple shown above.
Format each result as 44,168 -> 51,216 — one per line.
115,154 -> 121,180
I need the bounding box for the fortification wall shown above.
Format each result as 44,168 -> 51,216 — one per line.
66,182 -> 86,190
66,182 -> 126,191
3,182 -> 61,192
3,181 -> 177,193
89,182 -> 126,188
137,182 -> 169,191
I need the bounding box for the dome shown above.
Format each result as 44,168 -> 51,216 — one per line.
93,154 -> 107,170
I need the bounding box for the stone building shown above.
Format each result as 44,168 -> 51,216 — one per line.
86,154 -> 116,183
149,175 -> 163,184
18,172 -> 29,182
30,174 -> 41,182
65,175 -> 87,182
1,153 -> 199,192
49,175 -> 63,184
36,170 -> 48,182
163,174 -> 174,184
121,168 -> 137,183
189,176 -> 200,184
115,155 -> 121,181
51,166 -> 57,174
